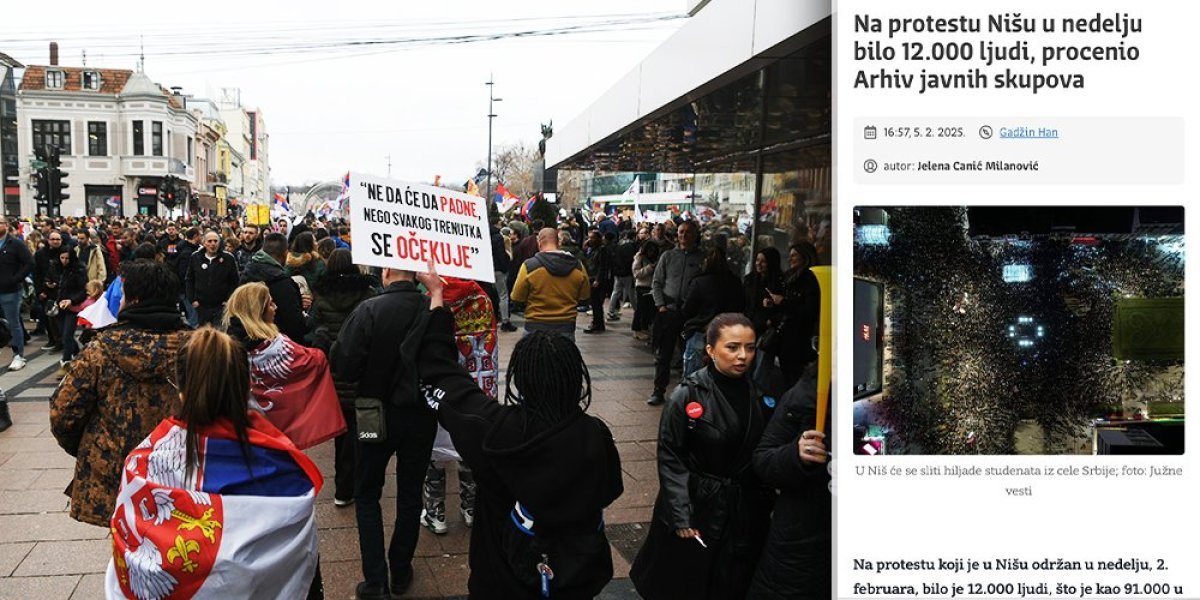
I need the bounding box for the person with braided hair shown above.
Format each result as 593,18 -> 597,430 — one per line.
415,259 -> 624,600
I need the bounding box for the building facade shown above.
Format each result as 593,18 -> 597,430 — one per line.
217,89 -> 269,210
0,52 -> 22,216
188,97 -> 226,215
16,50 -> 198,217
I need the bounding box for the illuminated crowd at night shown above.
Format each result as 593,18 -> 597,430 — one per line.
855,207 -> 1184,455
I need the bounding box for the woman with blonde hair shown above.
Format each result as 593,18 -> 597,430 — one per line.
222,282 -> 345,450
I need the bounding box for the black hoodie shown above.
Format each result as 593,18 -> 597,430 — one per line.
418,307 -> 623,599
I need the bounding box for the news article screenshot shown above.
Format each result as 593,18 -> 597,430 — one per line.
835,1 -> 1196,599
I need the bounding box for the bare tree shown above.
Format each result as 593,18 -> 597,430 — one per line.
482,141 -> 539,199
556,169 -> 585,210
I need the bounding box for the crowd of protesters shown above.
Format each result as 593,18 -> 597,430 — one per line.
0,201 -> 829,599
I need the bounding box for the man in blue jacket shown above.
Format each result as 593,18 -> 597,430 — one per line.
0,217 -> 34,373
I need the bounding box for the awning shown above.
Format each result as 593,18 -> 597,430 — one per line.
547,0 -> 831,173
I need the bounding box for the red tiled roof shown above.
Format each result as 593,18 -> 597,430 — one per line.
20,65 -> 134,95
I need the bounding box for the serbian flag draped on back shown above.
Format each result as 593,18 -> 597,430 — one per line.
248,334 -> 346,449
429,277 -> 498,462
106,413 -> 323,599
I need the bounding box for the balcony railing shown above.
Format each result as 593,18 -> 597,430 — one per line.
120,156 -> 195,182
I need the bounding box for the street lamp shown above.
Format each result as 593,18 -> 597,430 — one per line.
486,75 -> 503,201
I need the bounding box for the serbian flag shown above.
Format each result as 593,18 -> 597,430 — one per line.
107,413 -> 322,599
492,183 -> 510,204
519,196 -> 537,218
272,193 -> 291,214
247,335 -> 346,449
78,297 -> 118,329
429,278 -> 498,462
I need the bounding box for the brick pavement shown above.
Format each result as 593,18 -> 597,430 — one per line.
0,309 -> 667,599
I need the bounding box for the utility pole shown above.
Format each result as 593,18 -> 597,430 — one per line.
486,75 -> 502,201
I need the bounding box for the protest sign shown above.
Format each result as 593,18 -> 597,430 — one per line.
349,172 -> 495,283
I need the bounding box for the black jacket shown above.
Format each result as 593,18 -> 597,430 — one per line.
744,271 -> 783,333
185,250 -> 239,308
157,234 -> 185,272
34,245 -> 62,297
331,281 -> 430,411
585,244 -> 613,285
234,239 -> 263,274
240,251 -> 309,344
54,261 -> 88,307
175,239 -> 200,284
311,272 -> 379,404
0,235 -> 34,294
611,239 -> 638,277
418,307 -> 623,599
747,375 -> 831,599
491,227 -> 511,274
779,268 -> 821,366
681,270 -> 745,336
631,366 -> 774,600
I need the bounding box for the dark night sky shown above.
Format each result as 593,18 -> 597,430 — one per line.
967,206 -> 1184,237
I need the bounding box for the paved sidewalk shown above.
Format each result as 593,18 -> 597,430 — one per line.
0,311 -> 665,599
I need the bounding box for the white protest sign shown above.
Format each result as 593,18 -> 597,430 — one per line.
349,172 -> 495,283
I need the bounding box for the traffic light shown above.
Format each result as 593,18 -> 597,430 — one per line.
46,146 -> 69,207
51,166 -> 69,203
33,168 -> 50,204
160,177 -> 177,209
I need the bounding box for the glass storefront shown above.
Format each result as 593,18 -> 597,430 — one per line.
558,20 -> 831,277
757,146 -> 832,265
85,185 -> 123,217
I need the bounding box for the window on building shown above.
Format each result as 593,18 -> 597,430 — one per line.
45,70 -> 64,89
31,119 -> 71,155
151,121 -> 163,156
81,71 -> 101,91
132,120 -> 144,155
187,136 -> 194,166
248,113 -> 257,160
87,122 -> 107,156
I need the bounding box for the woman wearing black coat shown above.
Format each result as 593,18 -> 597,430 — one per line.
680,246 -> 745,376
51,246 -> 89,367
747,369 -> 830,599
631,313 -> 775,600
766,242 -> 821,388
744,247 -> 783,335
414,260 -> 624,600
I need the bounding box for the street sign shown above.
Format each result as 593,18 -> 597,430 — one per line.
30,160 -> 47,170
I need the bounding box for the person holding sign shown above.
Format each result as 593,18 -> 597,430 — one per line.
630,312 -> 775,600
510,228 -> 591,342
415,259 -> 624,600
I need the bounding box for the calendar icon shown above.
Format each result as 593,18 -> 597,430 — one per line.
864,125 -> 877,140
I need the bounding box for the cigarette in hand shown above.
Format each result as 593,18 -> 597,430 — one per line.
694,534 -> 707,549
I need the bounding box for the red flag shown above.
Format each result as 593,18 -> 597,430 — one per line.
247,335 -> 346,449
